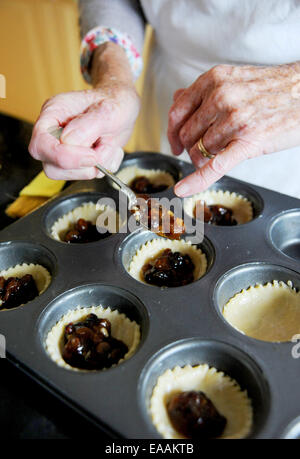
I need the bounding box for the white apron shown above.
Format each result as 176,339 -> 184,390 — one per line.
139,0 -> 300,198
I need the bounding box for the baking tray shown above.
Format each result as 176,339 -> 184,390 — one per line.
0,151 -> 300,439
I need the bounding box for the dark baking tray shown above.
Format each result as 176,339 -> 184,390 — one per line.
0,152 -> 300,439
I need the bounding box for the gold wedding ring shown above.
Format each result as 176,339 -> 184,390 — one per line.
197,138 -> 215,159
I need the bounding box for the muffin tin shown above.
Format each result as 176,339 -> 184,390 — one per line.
0,151 -> 300,439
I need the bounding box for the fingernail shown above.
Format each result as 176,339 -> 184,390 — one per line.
79,156 -> 96,167
98,156 -> 118,172
108,147 -> 123,171
96,170 -> 104,178
110,156 -> 121,172
175,182 -> 192,197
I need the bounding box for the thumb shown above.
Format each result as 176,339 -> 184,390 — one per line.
93,144 -> 124,177
60,99 -> 119,147
174,141 -> 246,197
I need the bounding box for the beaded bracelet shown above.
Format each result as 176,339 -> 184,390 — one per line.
80,26 -> 143,83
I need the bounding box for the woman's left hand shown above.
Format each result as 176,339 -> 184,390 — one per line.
168,63 -> 300,196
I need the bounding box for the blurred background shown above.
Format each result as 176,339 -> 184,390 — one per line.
0,0 -> 153,149
0,0 -> 89,123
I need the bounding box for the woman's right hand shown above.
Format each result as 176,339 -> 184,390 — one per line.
29,81 -> 140,180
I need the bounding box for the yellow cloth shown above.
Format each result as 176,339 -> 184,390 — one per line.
20,171 -> 65,198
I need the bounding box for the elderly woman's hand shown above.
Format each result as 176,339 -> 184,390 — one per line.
29,84 -> 140,180
29,43 -> 140,180
168,63 -> 300,196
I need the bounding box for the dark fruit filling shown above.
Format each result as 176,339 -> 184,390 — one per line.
63,218 -> 111,243
0,274 -> 39,310
130,176 -> 169,194
194,201 -> 237,226
167,390 -> 227,439
142,248 -> 194,287
132,195 -> 185,240
62,313 -> 128,370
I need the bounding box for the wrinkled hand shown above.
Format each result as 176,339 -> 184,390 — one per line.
168,64 -> 300,196
29,82 -> 140,180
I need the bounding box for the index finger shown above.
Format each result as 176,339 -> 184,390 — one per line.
174,141 -> 248,196
29,130 -> 98,169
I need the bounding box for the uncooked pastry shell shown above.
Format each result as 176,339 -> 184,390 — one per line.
128,238 -> 207,285
184,190 -> 253,224
113,166 -> 175,191
46,305 -> 140,371
223,280 -> 300,342
50,202 -> 121,241
0,263 -> 51,310
150,364 -> 253,439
